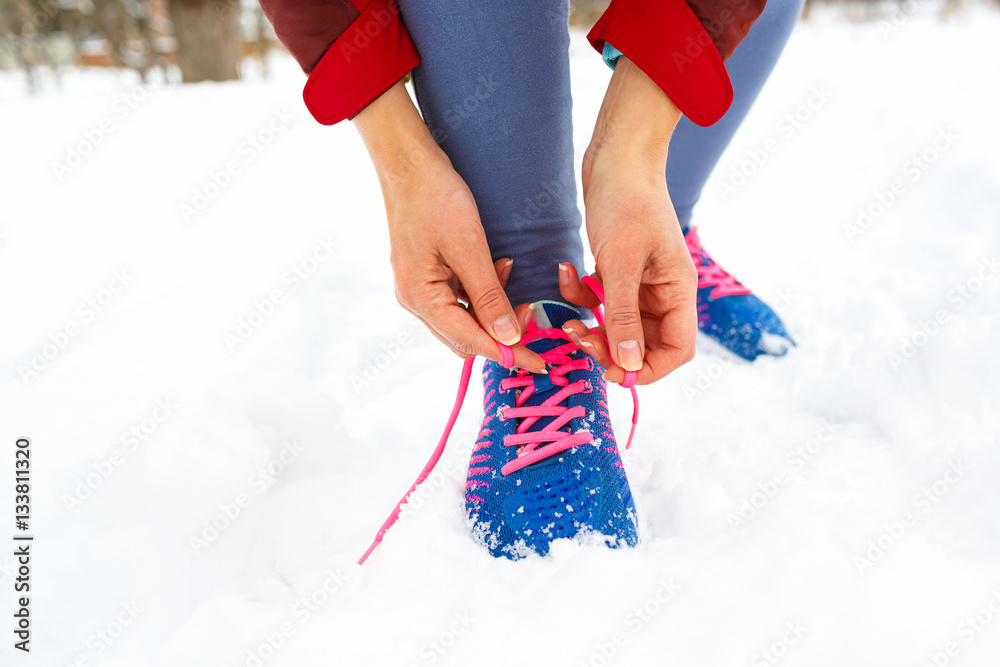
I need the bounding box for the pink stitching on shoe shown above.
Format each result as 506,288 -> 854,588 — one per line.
686,227 -> 752,300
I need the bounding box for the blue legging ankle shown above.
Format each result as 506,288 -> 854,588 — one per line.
397,0 -> 804,306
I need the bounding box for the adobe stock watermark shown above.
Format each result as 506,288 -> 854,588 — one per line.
879,0 -> 921,39
511,166 -> 576,233
729,418 -> 842,532
854,459 -> 968,575
843,127 -> 959,243
6,0 -> 60,37
395,441 -> 477,524
225,235 -> 339,351
238,568 -> 352,667
578,579 -> 681,667
385,76 -> 499,184
51,76 -> 162,181
684,287 -> 798,402
717,85 -> 833,201
336,1 -> 401,64
429,74 -> 500,145
189,439 -> 305,556
405,611 -> 475,667
180,107 -> 295,224
915,587 -> 1000,667
61,399 -> 178,511
351,316 -> 424,393
58,601 -> 144,667
683,355 -> 735,403
17,269 -> 134,384
671,0 -> 755,72
888,256 -> 998,370
751,621 -> 808,667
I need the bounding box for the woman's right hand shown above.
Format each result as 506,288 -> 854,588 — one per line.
353,81 -> 545,372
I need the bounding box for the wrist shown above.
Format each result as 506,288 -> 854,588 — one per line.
587,57 -> 681,173
353,80 -> 451,192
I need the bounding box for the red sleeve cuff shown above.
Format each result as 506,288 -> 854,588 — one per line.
303,0 -> 420,126
588,0 -> 733,127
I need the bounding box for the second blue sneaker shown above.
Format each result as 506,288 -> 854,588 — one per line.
686,227 -> 795,361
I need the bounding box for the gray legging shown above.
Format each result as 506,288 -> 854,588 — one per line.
397,0 -> 805,307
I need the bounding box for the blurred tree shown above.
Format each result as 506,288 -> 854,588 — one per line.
569,0 -> 610,26
166,0 -> 240,82
88,0 -> 158,80
0,0 -> 59,90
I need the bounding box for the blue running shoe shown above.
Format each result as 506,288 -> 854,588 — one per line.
465,301 -> 639,560
685,227 -> 795,361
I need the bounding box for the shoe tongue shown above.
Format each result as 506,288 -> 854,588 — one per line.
522,301 -> 580,421
528,300 -> 581,330
524,300 -> 581,359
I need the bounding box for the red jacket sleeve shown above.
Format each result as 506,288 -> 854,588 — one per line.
260,0 -> 420,125
588,0 -> 767,127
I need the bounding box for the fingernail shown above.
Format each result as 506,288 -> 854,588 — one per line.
493,314 -> 520,345
601,371 -> 612,382
526,302 -> 537,323
580,339 -> 594,348
617,340 -> 642,371
533,367 -> 548,375
558,263 -> 570,285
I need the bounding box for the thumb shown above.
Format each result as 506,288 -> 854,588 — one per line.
453,250 -> 521,346
600,256 -> 645,373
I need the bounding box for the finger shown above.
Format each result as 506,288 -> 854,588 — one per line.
450,245 -> 521,347
467,257 -> 514,322
599,253 -> 646,373
414,311 -> 475,359
514,302 -> 537,331
558,263 -> 601,310
427,301 -> 547,372
561,320 -> 613,371
641,295 -> 697,382
602,301 -> 696,385
494,257 -> 514,289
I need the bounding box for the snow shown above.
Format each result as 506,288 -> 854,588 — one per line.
2,6 -> 1000,666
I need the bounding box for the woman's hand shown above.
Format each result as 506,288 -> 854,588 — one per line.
353,81 -> 545,372
566,57 -> 698,384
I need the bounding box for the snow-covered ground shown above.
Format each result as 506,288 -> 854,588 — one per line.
2,5 -> 999,666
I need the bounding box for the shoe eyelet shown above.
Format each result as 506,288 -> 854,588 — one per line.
586,358 -> 595,372
582,380 -> 593,394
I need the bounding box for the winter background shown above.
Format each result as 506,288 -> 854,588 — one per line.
2,3 -> 1000,666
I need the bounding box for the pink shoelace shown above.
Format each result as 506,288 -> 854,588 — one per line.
357,276 -> 639,565
686,227 -> 752,300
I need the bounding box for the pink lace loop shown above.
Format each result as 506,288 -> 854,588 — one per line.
685,227 -> 752,300
496,340 -> 515,368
